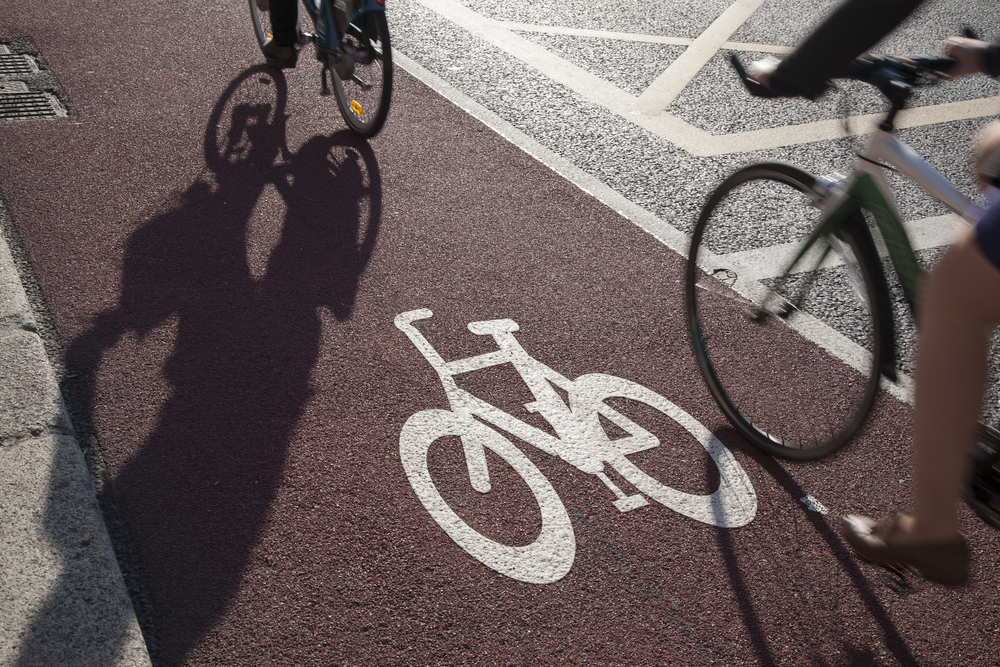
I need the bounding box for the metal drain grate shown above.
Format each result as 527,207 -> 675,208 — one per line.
0,91 -> 64,121
0,81 -> 28,93
0,43 -> 67,121
0,53 -> 37,76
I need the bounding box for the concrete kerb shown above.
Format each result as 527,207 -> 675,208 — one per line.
0,223 -> 151,666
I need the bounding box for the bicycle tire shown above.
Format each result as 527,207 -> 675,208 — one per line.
399,409 -> 574,584
685,163 -> 888,460
330,11 -> 392,138
570,373 -> 757,527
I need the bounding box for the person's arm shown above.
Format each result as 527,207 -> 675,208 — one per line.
766,0 -> 926,98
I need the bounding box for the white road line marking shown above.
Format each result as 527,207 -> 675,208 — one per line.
634,0 -> 768,115
410,0 -> 999,155
708,97 -> 1000,155
495,22 -> 794,54
720,214 -> 967,280
414,0 -> 633,111
496,23 -> 695,46
801,496 -> 828,514
724,41 -> 793,55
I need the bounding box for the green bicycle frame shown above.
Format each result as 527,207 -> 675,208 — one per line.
776,127 -> 983,314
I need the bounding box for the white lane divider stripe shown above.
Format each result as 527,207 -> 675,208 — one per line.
410,0 -> 1000,155
634,0 -> 768,115
495,21 -> 794,55
720,214 -> 967,280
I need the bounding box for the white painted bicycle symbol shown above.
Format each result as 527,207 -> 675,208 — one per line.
396,309 -> 757,584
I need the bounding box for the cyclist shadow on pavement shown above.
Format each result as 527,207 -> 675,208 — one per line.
708,429 -> 920,667
43,66 -> 382,665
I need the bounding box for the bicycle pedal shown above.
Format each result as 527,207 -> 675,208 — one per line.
613,494 -> 649,513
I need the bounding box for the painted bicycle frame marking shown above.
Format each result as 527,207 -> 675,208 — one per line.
395,308 -> 757,584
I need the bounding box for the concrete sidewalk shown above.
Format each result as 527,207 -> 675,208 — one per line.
0,219 -> 151,666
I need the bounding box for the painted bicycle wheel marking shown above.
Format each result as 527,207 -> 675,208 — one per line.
396,309 -> 757,583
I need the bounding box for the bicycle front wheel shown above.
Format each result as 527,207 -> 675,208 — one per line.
332,11 -> 392,138
686,163 -> 887,460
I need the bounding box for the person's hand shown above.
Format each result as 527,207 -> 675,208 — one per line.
943,36 -> 991,78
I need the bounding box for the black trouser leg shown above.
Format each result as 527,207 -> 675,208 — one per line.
270,0 -> 299,46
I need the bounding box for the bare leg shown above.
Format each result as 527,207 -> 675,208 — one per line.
908,227 -> 1000,542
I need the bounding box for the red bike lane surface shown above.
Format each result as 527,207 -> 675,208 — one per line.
2,4 -> 1000,666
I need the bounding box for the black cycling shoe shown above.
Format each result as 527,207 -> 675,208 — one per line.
262,39 -> 298,69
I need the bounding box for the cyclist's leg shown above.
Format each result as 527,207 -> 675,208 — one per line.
269,0 -> 298,44
843,206 -> 1000,585
910,207 -> 1000,541
261,0 -> 299,68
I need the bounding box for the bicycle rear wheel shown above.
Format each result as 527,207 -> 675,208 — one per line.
686,163 -> 888,460
331,11 -> 392,138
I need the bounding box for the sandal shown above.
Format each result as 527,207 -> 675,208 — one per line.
842,513 -> 969,586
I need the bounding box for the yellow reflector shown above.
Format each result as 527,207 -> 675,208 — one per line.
350,100 -> 364,117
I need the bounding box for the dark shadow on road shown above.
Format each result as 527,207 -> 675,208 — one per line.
32,66 -> 382,666
709,427 -> 925,667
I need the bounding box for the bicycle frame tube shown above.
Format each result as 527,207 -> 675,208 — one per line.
755,184 -> 852,316
847,130 -> 982,304
315,0 -> 386,51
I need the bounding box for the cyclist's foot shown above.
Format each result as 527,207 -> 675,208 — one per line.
262,39 -> 298,69
842,513 -> 969,586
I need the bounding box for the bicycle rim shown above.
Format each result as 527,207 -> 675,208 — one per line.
570,373 -> 757,527
686,163 -> 883,460
332,11 -> 392,138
